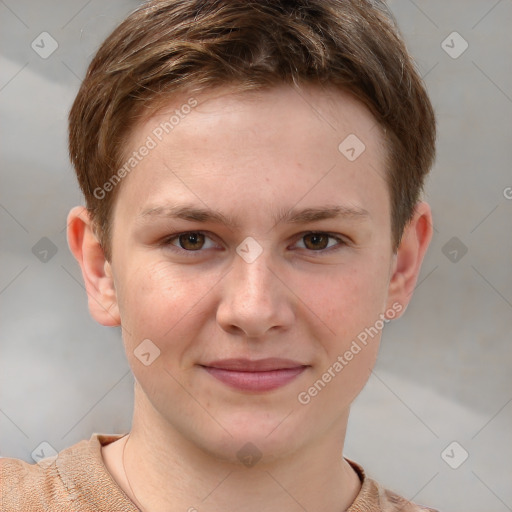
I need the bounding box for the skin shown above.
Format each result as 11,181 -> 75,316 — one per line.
67,84 -> 433,512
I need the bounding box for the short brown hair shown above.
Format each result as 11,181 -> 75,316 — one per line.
69,0 -> 436,260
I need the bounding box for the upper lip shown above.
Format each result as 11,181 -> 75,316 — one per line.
201,358 -> 308,372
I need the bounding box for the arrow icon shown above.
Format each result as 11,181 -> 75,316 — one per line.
32,237 -> 58,262
442,236 -> 467,263
236,237 -> 263,263
236,442 -> 262,467
441,32 -> 468,59
441,441 -> 468,469
134,339 -> 161,366
31,32 -> 59,59
338,134 -> 365,161
31,441 -> 58,463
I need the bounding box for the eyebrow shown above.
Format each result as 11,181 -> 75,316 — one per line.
138,204 -> 370,228
138,205 -> 239,228
275,205 -> 370,224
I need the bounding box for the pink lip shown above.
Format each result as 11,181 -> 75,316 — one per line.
200,358 -> 309,392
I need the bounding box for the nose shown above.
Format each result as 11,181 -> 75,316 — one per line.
216,248 -> 295,338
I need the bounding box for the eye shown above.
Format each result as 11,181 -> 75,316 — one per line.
294,232 -> 344,251
167,232 -> 217,251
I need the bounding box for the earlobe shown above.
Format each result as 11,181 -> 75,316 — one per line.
385,202 -> 433,318
67,206 -> 121,326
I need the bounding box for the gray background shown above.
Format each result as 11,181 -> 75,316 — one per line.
1,1 -> 511,510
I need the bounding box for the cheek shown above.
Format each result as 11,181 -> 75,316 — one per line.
294,264 -> 385,408
115,258 -> 220,344
292,256 -> 390,342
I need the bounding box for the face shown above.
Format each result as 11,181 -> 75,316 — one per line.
104,85 -> 402,462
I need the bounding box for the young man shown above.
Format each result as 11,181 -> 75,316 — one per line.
1,1 -> 438,510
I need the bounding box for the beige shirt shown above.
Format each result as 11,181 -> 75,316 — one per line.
1,434 -> 438,511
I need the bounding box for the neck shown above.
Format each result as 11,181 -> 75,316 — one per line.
103,388 -> 361,512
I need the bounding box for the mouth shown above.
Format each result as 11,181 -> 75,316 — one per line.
199,358 -> 309,392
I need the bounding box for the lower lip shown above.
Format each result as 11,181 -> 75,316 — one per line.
202,366 -> 307,392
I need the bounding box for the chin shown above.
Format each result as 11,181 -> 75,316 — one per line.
193,410 -> 311,465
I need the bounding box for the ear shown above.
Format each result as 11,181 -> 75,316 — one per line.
385,201 -> 433,318
66,206 -> 120,326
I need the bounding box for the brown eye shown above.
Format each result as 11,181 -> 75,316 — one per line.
177,232 -> 205,250
302,233 -> 330,250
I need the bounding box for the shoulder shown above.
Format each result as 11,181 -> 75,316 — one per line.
1,434 -> 135,512
369,482 -> 440,512
1,445 -> 81,511
346,459 -> 440,512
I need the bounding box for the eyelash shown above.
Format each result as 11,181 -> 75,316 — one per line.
161,231 -> 347,255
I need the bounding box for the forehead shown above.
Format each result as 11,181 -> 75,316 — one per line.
126,83 -> 386,156
114,84 -> 389,225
